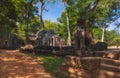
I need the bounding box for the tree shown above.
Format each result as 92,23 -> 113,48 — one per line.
94,0 -> 120,42
58,0 -> 120,47
92,27 -> 102,42
0,0 -> 17,42
34,0 -> 56,30
104,30 -> 119,45
44,20 -> 59,31
62,0 -> 71,46
57,1 -> 78,44
112,36 -> 120,48
29,16 -> 41,33
39,0 -> 45,30
11,0 -> 39,43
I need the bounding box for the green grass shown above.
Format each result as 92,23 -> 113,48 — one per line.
23,53 -> 69,78
40,56 -> 63,72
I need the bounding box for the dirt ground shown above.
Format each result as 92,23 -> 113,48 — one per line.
0,47 -> 119,78
0,49 -> 53,78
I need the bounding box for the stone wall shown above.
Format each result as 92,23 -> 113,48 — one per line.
61,56 -> 120,78
36,30 -> 66,47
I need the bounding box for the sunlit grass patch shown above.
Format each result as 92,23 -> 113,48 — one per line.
39,56 -> 63,71
36,55 -> 69,78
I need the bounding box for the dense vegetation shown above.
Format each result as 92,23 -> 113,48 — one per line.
0,0 -> 120,46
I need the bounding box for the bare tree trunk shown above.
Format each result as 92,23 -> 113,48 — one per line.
66,10 -> 71,46
25,8 -> 30,44
101,28 -> 105,42
64,3 -> 71,46
40,1 -> 45,30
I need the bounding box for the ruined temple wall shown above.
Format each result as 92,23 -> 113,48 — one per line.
37,35 -> 66,47
36,30 -> 66,47
61,56 -> 120,78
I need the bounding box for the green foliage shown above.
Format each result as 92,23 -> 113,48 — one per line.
41,56 -> 63,72
28,16 -> 41,33
44,20 -> 59,31
34,0 -> 56,3
58,0 -> 120,44
104,30 -> 120,45
0,0 -> 40,43
0,0 -> 17,41
112,36 -> 120,47
0,0 -> 120,45
92,27 -> 102,42
57,10 -> 76,41
12,0 -> 39,41
36,55 -> 69,78
12,0 -> 27,23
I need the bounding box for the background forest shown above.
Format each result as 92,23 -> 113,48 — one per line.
0,0 -> 120,46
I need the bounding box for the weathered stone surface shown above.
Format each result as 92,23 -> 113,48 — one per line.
76,68 -> 83,76
60,63 -> 69,74
64,56 -> 81,67
91,42 -> 108,51
61,56 -> 120,78
68,66 -> 77,74
62,56 -> 102,78
65,56 -> 80,67
93,51 -> 120,60
98,70 -> 120,78
20,45 -> 34,53
69,74 -> 77,78
80,57 -> 101,71
103,52 -> 119,60
101,58 -> 120,66
100,64 -> 120,72
0,33 -> 25,49
36,30 -> 66,47
80,57 -> 101,78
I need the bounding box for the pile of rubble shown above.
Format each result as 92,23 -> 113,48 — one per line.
20,45 -> 34,53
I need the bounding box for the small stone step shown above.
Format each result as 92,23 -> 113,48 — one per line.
101,58 -> 120,66
95,51 -> 120,60
64,56 -> 101,68
99,70 -> 120,78
100,64 -> 120,72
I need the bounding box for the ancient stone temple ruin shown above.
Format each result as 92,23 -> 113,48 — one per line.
61,16 -> 120,78
0,33 -> 24,49
36,30 -> 66,47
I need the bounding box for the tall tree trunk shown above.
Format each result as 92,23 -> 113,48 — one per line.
26,0 -> 33,44
66,9 -> 71,46
64,3 -> 71,46
40,1 -> 45,30
26,10 -> 29,43
101,28 -> 105,42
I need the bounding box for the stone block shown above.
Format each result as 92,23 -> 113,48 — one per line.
68,66 -> 77,74
99,70 -> 120,78
61,63 -> 68,73
64,56 -> 81,67
80,57 -> 101,71
95,42 -> 108,51
101,58 -> 120,66
62,56 -> 120,78
103,52 -> 119,60
100,64 -> 120,72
